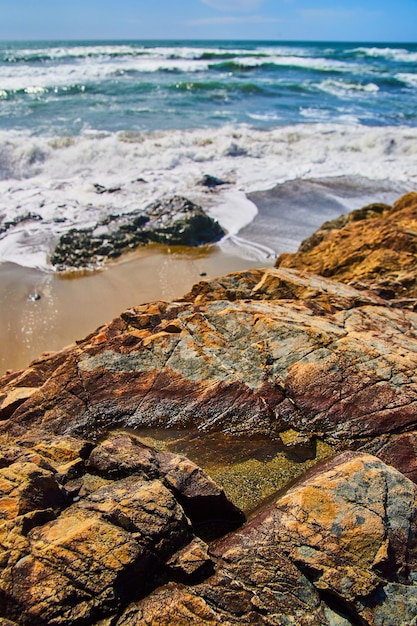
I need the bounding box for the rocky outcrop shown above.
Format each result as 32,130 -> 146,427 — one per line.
2,266 -> 417,479
0,431 -> 242,624
2,191 -> 417,624
50,195 -> 224,270
120,451 -> 417,625
2,429 -> 417,625
276,191 -> 417,305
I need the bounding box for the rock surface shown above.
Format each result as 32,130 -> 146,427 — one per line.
1,191 -> 417,624
0,431 -> 242,624
276,191 -> 417,304
50,195 -> 224,270
2,265 -> 417,477
120,451 -> 417,625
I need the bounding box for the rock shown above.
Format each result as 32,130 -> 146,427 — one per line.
87,433 -> 244,537
0,432 -> 241,624
2,192 -> 417,623
0,388 -> 38,420
276,192 -> 417,303
121,451 -> 417,625
271,452 -> 417,625
117,583 -> 226,625
199,174 -> 230,188
166,537 -> 213,582
0,461 -> 68,521
118,452 -> 417,626
50,196 -> 225,270
6,509 -> 149,624
86,432 -> 160,479
360,431 -> 417,484
75,476 -> 192,557
157,450 -> 245,537
2,267 -> 417,462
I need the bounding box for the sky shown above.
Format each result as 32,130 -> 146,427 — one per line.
0,0 -> 416,42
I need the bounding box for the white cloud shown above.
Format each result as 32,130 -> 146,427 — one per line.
201,0 -> 264,12
190,14 -> 281,25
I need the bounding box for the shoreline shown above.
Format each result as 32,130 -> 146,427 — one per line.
1,174 -> 411,376
0,243 -> 271,375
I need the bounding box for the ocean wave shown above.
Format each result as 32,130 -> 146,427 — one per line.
396,73 -> 417,88
0,123 -> 416,269
1,44 -> 150,63
211,55 -> 353,73
247,112 -> 281,122
318,79 -> 379,97
0,57 -> 214,93
351,46 -> 417,63
0,43 -> 275,65
172,80 -> 264,95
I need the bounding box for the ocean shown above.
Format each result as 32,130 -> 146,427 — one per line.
1,39 -> 417,372
0,39 -> 417,269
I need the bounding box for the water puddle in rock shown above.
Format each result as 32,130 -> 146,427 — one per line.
124,427 -> 334,514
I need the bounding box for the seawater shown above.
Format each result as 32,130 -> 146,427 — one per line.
1,39 -> 417,269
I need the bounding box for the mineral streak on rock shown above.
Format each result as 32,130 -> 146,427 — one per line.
50,195 -> 225,271
2,266 -> 417,456
2,192 -> 417,624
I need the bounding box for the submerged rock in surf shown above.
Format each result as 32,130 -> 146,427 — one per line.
50,195 -> 225,271
198,174 -> 231,188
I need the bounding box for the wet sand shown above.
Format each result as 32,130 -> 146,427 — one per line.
0,244 -> 271,375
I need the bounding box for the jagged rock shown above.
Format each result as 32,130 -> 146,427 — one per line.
119,452 -> 416,625
86,433 -> 244,536
2,267 -> 417,466
0,433 -> 240,624
276,191 -> 417,303
86,432 -> 160,479
2,192 -> 417,624
50,196 -> 224,270
271,452 -> 417,625
166,537 -> 213,582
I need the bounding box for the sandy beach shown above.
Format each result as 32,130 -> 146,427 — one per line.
0,244 -> 270,375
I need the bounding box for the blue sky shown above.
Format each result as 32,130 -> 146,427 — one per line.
0,0 -> 416,42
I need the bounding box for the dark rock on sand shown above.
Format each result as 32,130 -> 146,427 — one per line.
0,212 -> 42,236
50,195 -> 224,271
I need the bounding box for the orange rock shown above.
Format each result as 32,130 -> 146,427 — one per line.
276,192 -> 417,303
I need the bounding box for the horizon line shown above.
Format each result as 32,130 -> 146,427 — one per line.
0,37 -> 416,44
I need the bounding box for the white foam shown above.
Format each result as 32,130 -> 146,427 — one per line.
0,55 -> 212,94
318,79 -> 379,97
267,55 -> 353,72
1,123 -> 416,269
397,73 -> 417,88
353,46 -> 417,63
207,190 -> 258,235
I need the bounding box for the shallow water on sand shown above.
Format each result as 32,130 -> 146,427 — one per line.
0,244 -> 270,375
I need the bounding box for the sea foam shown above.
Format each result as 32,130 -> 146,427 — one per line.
0,123 -> 416,270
